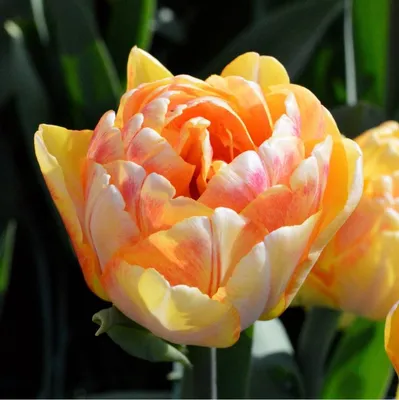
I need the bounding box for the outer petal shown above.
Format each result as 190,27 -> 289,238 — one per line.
34,125 -> 108,300
106,208 -> 261,297
213,242 -> 270,330
127,46 -> 173,91
259,212 -> 321,319
102,264 -> 240,347
385,301 -> 399,376
221,52 -> 290,93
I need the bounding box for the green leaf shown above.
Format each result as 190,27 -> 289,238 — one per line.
92,306 -> 191,366
322,317 -> 393,399
331,102 -> 386,139
106,0 -> 157,80
5,20 -> 50,135
247,319 -> 304,399
0,221 -> 17,294
0,28 -> 11,107
352,0 -> 390,107
198,0 -> 343,80
48,0 -> 121,126
0,220 -> 17,315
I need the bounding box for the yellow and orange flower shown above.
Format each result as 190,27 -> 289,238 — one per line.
296,121 -> 399,320
34,47 -> 363,347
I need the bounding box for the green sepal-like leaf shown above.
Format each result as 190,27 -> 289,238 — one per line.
198,0 -> 343,81
92,306 -> 191,366
247,319 -> 305,399
322,317 -> 393,399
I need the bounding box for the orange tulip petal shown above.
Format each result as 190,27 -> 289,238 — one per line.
102,264 -> 240,347
108,208 -> 259,296
125,127 -> 195,196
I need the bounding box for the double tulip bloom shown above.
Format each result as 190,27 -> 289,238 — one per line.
34,47 -> 362,347
297,122 -> 399,320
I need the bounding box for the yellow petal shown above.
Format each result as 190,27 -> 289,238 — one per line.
385,301 -> 399,375
127,46 -> 173,91
259,211 -> 321,319
34,125 -> 108,300
221,52 -> 290,92
102,264 -> 240,347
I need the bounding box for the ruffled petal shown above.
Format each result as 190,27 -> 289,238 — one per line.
83,161 -> 137,270
87,111 -> 124,164
127,46 -> 173,91
259,212 -> 322,319
102,264 -> 240,347
220,52 -> 290,92
213,241 -> 270,330
107,208 -> 260,296
34,125 -> 108,300
199,151 -> 270,212
125,127 -> 195,196
206,75 -> 272,145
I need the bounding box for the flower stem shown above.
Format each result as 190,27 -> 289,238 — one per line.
297,307 -> 341,398
181,346 -> 217,399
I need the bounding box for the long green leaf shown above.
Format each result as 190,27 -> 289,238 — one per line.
352,0 -> 390,107
322,317 -> 393,399
0,220 -> 17,316
48,0 -> 121,127
198,0 -> 343,80
4,20 -> 50,135
106,0 -> 157,80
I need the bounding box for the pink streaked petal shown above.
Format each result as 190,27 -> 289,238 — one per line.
121,113 -> 144,146
141,97 -> 170,131
199,151 -> 270,212
240,185 -> 293,232
88,111 -> 124,164
84,162 -> 137,270
138,173 -> 213,236
258,135 -> 304,186
125,127 -> 195,196
287,136 -> 333,222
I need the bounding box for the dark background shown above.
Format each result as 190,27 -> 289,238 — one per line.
0,0 -> 397,398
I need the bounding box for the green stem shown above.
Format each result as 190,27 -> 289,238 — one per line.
297,307 -> 341,398
181,346 -> 217,399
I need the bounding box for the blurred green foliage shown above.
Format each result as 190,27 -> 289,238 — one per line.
0,0 -> 398,398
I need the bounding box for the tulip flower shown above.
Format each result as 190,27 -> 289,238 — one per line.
385,301 -> 399,398
34,47 -> 362,347
296,121 -> 399,320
